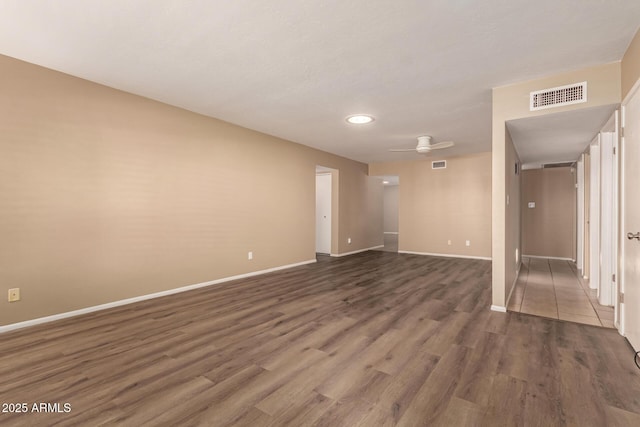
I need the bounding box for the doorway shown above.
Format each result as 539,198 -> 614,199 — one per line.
315,167 -> 333,255
506,106 -> 620,328
380,176 -> 399,252
598,127 -> 618,307
581,114 -> 620,324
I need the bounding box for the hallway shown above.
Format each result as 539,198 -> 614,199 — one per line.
374,233 -> 398,253
508,257 -> 615,328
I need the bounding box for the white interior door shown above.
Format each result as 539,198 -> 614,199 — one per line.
584,153 -> 591,279
589,138 -> 600,290
315,173 -> 332,254
612,110 -> 620,326
599,132 -> 615,306
577,157 -> 584,273
622,90 -> 640,350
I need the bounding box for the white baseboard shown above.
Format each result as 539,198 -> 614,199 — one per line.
398,250 -> 492,261
383,232 -> 399,235
491,305 -> 507,313
522,255 -> 575,261
330,245 -> 384,257
0,259 -> 317,334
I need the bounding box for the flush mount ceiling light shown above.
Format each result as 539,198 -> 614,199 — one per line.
346,114 -> 374,124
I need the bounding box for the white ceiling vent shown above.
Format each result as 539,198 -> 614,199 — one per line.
432,160 -> 446,169
530,82 -> 587,111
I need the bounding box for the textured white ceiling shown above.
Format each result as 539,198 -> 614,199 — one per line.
0,1 -> 638,163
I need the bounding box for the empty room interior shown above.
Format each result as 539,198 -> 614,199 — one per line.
2,2 -> 640,426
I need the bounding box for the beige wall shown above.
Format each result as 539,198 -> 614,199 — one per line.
0,54 -> 382,325
492,62 -> 620,308
383,185 -> 399,233
623,28 -> 640,100
522,167 -> 576,259
370,152 -> 492,258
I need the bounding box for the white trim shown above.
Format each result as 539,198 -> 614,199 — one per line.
383,232 -> 399,235
612,110 -> 620,330
589,137 -> 601,291
577,157 -> 584,271
599,130 -> 615,306
330,245 -> 384,257
0,259 -> 317,334
398,250 -> 492,261
491,305 -> 507,312
619,104 -> 627,337
522,254 -> 575,261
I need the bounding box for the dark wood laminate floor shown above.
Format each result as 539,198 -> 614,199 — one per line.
1,252 -> 640,426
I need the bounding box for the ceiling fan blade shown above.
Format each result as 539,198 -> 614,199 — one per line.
388,148 -> 417,152
429,141 -> 454,150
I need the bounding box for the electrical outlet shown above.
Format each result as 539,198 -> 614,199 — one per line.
347,238 -> 351,244
465,240 -> 471,247
8,288 -> 20,302
447,240 -> 451,245
248,251 -> 253,260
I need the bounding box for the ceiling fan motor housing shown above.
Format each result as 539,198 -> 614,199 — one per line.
416,135 -> 433,153
417,135 -> 432,146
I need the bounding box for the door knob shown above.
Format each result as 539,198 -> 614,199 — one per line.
627,232 -> 640,240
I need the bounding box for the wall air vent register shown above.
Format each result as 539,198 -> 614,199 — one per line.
432,160 -> 446,169
530,82 -> 587,111
543,162 -> 576,169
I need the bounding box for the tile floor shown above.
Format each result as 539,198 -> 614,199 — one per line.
508,257 -> 615,328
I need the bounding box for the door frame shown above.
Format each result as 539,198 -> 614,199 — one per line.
619,104 -> 626,334
612,110 -> 620,328
315,171 -> 332,255
599,129 -> 616,306
619,77 -> 640,344
577,156 -> 585,274
589,136 -> 600,290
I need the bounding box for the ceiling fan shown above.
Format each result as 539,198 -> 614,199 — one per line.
389,135 -> 454,154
